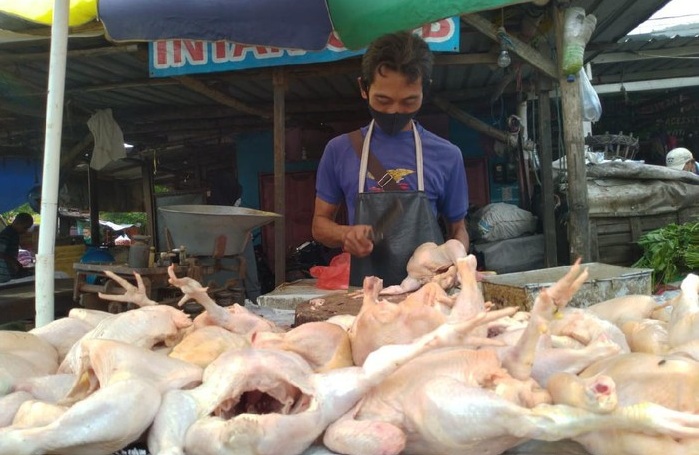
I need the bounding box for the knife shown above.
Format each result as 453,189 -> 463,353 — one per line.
369,199 -> 403,244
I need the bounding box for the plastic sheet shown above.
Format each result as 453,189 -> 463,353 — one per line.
310,252 -> 350,290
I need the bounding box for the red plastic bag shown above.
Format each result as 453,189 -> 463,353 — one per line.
309,252 -> 350,290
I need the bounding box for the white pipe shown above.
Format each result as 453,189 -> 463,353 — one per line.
593,76 -> 699,94
35,0 -> 70,327
517,100 -> 528,140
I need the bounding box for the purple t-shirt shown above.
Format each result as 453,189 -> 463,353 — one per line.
316,122 -> 469,225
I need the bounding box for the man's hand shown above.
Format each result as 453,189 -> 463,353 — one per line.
342,224 -> 374,257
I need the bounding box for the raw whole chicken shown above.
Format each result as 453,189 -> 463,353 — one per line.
667,273 -> 699,348
0,332 -> 59,396
324,264 -> 699,455
166,268 -> 279,337
169,325 -> 250,368
0,378 -> 161,455
380,239 -> 467,295
0,338 -> 203,455
350,255 -> 486,366
0,392 -> 33,428
550,352 -> 699,455
13,374 -> 76,404
58,304 -> 192,373
149,295 -> 516,455
29,317 -> 94,363
586,294 -> 669,325
252,321 -> 354,372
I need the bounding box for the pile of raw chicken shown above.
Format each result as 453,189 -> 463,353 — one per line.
2,239 -> 699,455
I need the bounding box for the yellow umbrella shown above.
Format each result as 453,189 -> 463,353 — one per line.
0,0 -> 96,27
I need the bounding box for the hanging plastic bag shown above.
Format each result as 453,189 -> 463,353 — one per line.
309,252 -> 350,290
579,69 -> 602,122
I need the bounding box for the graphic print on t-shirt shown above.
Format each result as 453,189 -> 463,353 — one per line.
368,168 -> 414,192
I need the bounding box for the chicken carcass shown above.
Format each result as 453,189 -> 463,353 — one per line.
29,317 -> 94,363
380,239 -> 466,295
149,301 -> 517,455
349,279 -> 452,365
58,304 -> 192,373
586,295 -> 669,326
97,270 -> 159,307
350,255 -> 490,366
324,268 -> 699,455
668,273 -> 699,348
13,374 -> 76,404
252,321 -> 354,372
550,352 -> 699,455
0,392 -> 33,428
0,332 -> 59,396
167,267 -> 278,337
0,378 -> 161,455
0,338 -> 203,455
169,325 -> 249,368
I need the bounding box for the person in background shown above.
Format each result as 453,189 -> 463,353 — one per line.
0,212 -> 34,283
666,147 -> 699,174
312,31 -> 470,287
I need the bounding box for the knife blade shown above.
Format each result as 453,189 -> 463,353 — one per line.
369,199 -> 403,244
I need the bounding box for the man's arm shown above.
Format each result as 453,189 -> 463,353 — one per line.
312,197 -> 373,257
446,219 -> 470,252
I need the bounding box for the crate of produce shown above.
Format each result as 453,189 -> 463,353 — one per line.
481,262 -> 653,311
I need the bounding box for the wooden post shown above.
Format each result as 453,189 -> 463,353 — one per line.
141,159 -> 156,241
88,166 -> 100,246
537,77 -> 557,267
554,4 -> 591,262
273,68 -> 286,286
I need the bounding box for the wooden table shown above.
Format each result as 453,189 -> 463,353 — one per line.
72,263 -> 188,310
0,276 -> 76,324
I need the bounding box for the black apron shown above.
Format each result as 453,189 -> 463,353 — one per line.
349,121 -> 443,287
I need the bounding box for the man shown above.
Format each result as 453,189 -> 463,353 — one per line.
0,212 -> 34,283
666,147 -> 699,174
312,31 -> 469,287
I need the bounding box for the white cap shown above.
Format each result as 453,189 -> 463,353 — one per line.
666,147 -> 694,171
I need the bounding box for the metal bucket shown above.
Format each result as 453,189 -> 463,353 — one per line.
158,205 -> 281,256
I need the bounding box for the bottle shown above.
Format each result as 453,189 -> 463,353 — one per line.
561,7 -> 597,76
148,247 -> 155,268
128,235 -> 150,268
179,245 -> 187,264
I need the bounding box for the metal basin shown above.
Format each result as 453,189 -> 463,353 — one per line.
158,205 -> 281,256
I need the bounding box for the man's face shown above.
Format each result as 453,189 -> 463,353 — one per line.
360,68 -> 423,114
683,160 -> 696,172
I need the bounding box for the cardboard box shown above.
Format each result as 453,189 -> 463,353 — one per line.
55,244 -> 86,278
481,262 -> 653,311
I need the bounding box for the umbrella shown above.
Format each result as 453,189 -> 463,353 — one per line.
2,0 -> 535,50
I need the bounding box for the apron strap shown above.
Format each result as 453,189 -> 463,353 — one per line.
355,120 -> 425,193
348,129 -> 402,192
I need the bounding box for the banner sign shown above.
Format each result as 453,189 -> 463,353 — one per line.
149,18 -> 460,78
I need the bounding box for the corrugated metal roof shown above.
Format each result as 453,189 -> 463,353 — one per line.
0,0 -> 695,178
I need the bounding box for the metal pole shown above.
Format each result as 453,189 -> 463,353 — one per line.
35,0 -> 70,327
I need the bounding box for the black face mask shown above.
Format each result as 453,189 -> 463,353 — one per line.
368,105 -> 418,136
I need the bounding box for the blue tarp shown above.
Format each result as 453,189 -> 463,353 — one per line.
0,158 -> 40,213
99,0 -> 334,51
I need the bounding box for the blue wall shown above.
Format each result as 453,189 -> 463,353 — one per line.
448,116 -> 519,204
236,117 -> 519,217
236,130 -> 318,210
